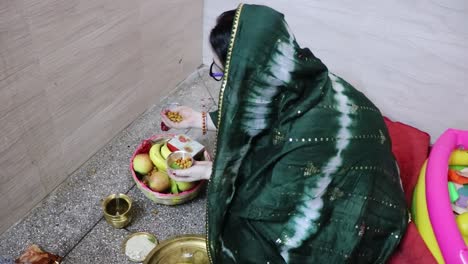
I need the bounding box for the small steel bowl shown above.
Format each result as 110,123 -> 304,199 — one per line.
166,151 -> 194,171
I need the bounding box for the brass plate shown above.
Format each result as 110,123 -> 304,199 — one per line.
144,234 -> 208,264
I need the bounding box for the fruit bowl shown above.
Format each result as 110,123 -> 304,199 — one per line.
130,134 -> 207,205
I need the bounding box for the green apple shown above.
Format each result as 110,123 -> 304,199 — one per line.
170,179 -> 179,194
176,181 -> 195,192
133,154 -> 154,174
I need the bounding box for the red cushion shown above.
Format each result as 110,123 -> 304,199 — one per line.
384,117 -> 430,207
388,223 -> 437,264
384,117 -> 437,264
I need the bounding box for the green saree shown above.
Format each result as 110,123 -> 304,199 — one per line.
207,4 -> 408,263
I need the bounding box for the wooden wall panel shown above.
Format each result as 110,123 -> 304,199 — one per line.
0,0 -> 203,234
140,0 -> 203,108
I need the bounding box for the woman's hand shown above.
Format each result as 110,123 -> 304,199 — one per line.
167,161 -> 213,182
160,106 -> 202,130
160,105 -> 217,131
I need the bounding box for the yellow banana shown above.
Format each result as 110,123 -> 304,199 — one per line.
149,143 -> 167,172
160,143 -> 172,160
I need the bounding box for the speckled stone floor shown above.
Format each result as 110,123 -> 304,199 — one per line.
0,66 -> 220,263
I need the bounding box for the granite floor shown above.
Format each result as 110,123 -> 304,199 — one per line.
0,66 -> 220,263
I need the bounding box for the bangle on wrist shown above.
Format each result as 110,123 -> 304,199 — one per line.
202,112 -> 207,135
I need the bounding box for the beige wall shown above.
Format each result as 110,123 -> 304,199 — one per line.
0,0 -> 202,234
204,1 -> 468,141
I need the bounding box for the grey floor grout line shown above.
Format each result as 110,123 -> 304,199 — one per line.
61,216 -> 107,260
61,183 -> 137,260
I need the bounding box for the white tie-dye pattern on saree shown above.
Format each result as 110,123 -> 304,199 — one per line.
241,22 -> 296,135
280,74 -> 354,263
220,20 -> 298,259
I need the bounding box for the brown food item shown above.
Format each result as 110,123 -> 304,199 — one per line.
166,111 -> 183,123
16,244 -> 62,264
174,157 -> 193,169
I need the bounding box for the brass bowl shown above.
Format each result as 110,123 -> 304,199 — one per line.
102,193 -> 132,229
144,234 -> 208,264
122,232 -> 158,262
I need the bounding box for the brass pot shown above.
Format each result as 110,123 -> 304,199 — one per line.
102,193 -> 133,228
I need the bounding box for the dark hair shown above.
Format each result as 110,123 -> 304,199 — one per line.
209,9 -> 236,66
